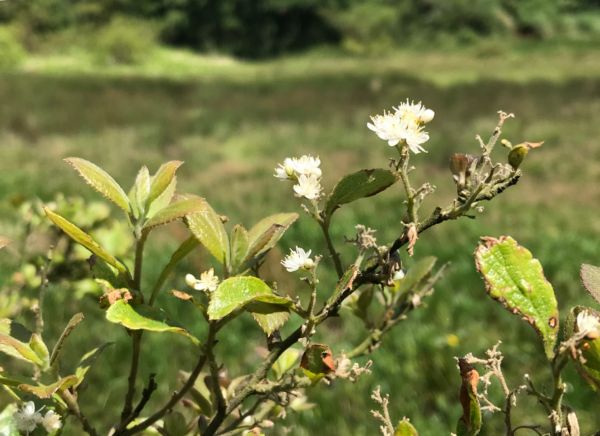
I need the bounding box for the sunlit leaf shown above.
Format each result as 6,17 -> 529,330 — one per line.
128,166 -> 151,219
324,169 -> 396,219
44,208 -> 128,274
0,404 -> 20,436
186,198 -> 229,265
395,418 -> 419,436
18,375 -> 78,399
230,224 -> 249,271
0,333 -> 44,366
272,348 -> 301,379
245,213 -> 298,260
147,161 -> 183,208
475,236 -> 559,359
64,157 -> 130,214
106,300 -> 199,345
143,197 -> 205,231
207,277 -> 291,321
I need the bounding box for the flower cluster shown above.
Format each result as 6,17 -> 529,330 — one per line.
367,100 -> 434,154
274,155 -> 322,200
13,402 -> 61,434
185,268 -> 219,293
281,247 -> 315,272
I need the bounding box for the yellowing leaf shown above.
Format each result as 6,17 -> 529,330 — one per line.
18,375 -> 78,399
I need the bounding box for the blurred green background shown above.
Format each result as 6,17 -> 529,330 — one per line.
1,0 -> 600,434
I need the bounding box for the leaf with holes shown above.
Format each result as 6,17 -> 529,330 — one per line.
44,208 -> 127,274
475,236 -> 559,359
324,169 -> 397,219
106,300 -> 199,345
64,157 -> 130,214
186,198 -> 229,265
581,264 -> 600,305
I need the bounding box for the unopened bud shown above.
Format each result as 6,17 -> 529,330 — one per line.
420,109 -> 435,124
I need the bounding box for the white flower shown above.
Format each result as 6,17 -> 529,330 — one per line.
282,247 -> 314,272
14,401 -> 42,433
395,99 -> 435,124
577,311 -> 600,339
367,110 -> 405,146
41,410 -> 62,432
393,270 -> 405,281
185,268 -> 219,292
293,174 -> 321,200
368,100 -> 434,153
274,155 -> 321,180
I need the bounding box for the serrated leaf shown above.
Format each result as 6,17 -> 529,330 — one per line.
327,265 -> 358,306
252,309 -> 290,336
581,264 -> 600,305
18,375 -> 78,399
324,169 -> 396,219
129,166 -> 151,219
230,225 -> 249,271
395,257 -> 437,294
143,197 -> 205,232
147,161 -> 183,208
106,300 -> 199,345
245,213 -> 299,260
186,198 -> 229,265
75,343 -> 113,387
207,277 -> 290,321
475,236 -> 559,359
64,157 -> 130,214
395,418 -> 419,436
44,208 -> 128,274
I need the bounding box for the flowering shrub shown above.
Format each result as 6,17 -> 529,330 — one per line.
0,100 -> 567,435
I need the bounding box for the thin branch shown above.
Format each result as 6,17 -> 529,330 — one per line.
60,390 -> 98,436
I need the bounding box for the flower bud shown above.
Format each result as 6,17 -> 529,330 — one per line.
185,273 -> 197,288
420,108 -> 435,123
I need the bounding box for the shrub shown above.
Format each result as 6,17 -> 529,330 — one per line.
92,17 -> 156,66
0,26 -> 26,71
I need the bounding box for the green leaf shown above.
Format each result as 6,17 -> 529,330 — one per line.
186,198 -> 229,265
207,277 -> 290,321
245,213 -> 299,260
106,300 -> 199,345
29,333 -> 49,369
272,348 -> 301,379
300,344 -> 335,375
475,236 -> 559,359
581,264 -> 600,305
147,161 -> 183,209
252,309 -> 290,336
128,166 -> 151,219
64,157 -> 130,214
395,257 -> 437,294
324,169 -> 397,219
395,418 -> 419,436
230,225 -> 249,271
164,411 -> 189,436
143,197 -> 205,232
75,343 -> 113,387
0,333 -> 44,366
18,375 -> 78,399
327,265 -> 359,306
50,313 -> 85,367
147,176 -> 176,219
44,208 -> 128,274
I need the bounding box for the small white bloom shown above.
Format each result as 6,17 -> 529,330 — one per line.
185,269 -> 219,292
293,174 -> 321,200
14,401 -> 42,433
282,247 -> 314,272
577,311 -> 600,338
403,123 -> 430,154
274,155 -> 321,180
393,270 -> 405,281
274,157 -> 299,180
367,110 -> 405,146
41,410 -> 62,432
395,99 -> 435,124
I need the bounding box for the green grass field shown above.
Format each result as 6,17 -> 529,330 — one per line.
1,45 -> 600,434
